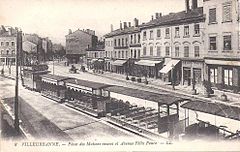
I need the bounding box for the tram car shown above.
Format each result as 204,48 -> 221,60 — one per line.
22,64 -> 50,91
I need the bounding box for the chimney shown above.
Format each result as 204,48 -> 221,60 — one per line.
68,29 -> 72,34
110,24 -> 113,32
120,21 -> 123,30
155,13 -> 159,19
123,22 -> 127,29
151,15 -> 154,21
134,18 -> 139,27
192,0 -> 198,10
185,0 -> 190,13
159,13 -> 162,17
128,22 -> 131,27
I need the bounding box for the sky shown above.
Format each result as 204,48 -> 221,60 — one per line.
0,0 -> 202,45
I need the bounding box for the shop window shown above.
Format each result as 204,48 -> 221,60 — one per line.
224,69 -> 233,86
209,36 -> 217,50
209,8 -> 217,23
194,46 -> 200,57
184,46 -> 189,57
222,2 -> 232,22
223,35 -> 232,50
210,68 -> 218,84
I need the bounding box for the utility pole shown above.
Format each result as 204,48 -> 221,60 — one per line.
14,29 -> 22,134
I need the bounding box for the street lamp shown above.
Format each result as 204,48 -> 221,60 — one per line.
171,64 -> 175,90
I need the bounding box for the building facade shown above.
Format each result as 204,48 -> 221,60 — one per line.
0,26 -> 18,66
203,0 -> 240,93
65,29 -> 98,64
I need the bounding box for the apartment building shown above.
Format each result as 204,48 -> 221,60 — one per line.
203,0 -> 240,93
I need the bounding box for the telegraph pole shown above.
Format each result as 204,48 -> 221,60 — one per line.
14,29 -> 22,134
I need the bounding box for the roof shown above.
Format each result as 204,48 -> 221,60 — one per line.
181,101 -> 240,121
104,26 -> 140,38
65,78 -> 111,89
40,74 -> 71,82
66,29 -> 96,37
104,86 -> 185,105
141,7 -> 204,29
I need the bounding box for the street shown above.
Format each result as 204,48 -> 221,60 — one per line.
0,76 -> 142,141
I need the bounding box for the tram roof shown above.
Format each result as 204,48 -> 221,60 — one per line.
104,86 -> 185,105
41,74 -> 71,82
181,100 -> 240,121
65,78 -> 111,89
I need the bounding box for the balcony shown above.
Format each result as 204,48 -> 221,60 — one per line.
129,44 -> 141,47
114,46 -> 129,49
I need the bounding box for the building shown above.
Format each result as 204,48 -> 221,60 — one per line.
0,25 -> 18,66
65,29 -> 98,64
42,37 -> 53,61
104,19 -> 141,74
203,0 -> 240,93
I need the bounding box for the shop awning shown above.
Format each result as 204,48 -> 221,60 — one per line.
159,59 -> 180,74
205,59 -> 240,66
181,101 -> 240,121
112,60 -> 127,66
135,60 -> 162,67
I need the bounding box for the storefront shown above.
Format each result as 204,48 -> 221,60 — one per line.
205,58 -> 240,93
111,59 -> 127,74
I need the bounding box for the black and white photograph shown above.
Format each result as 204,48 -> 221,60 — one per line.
0,0 -> 240,151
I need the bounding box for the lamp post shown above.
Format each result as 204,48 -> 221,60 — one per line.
171,64 -> 175,90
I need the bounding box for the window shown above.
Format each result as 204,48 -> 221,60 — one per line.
118,51 -> 121,58
6,42 -> 9,46
114,51 -> 117,58
12,50 -> 15,54
194,46 -> 200,57
138,34 -> 140,43
134,34 -> 136,43
194,24 -> 200,35
122,51 -> 124,58
130,35 -> 133,44
114,39 -> 117,46
150,46 -> 153,56
149,30 -> 153,40
165,28 -> 170,38
224,69 -> 233,86
175,27 -> 180,37
184,26 -> 189,37
157,29 -> 161,38
11,42 -> 15,46
122,38 -> 124,46
126,38 -> 128,46
209,36 -> 217,50
210,68 -> 218,84
1,50 -> 3,54
184,46 -> 189,57
165,46 -> 170,56
175,46 -> 180,57
0,42 -> 3,46
138,50 -> 140,58
143,47 -> 147,55
209,8 -> 217,23
131,49 -> 133,58
223,2 -> 232,22
6,50 -> 9,55
134,50 -> 137,58
223,35 -> 232,50
143,31 -> 147,40
118,39 -> 120,46
126,51 -> 128,58
157,46 -> 161,56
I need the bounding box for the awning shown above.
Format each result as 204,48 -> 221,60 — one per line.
181,101 -> 240,121
135,60 -> 162,67
159,59 -> 180,74
205,59 -> 240,66
112,60 -> 127,66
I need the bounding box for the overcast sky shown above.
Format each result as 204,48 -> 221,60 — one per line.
0,0 -> 202,45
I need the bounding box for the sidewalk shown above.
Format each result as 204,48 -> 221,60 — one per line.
87,70 -> 240,107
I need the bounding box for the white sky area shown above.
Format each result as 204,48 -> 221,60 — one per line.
0,0 -> 203,45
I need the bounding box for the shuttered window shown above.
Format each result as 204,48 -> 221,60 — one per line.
209,8 -> 217,23
157,46 -> 161,56
184,46 -> 189,57
223,3 -> 232,22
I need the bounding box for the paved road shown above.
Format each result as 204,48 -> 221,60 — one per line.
0,76 -> 141,141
